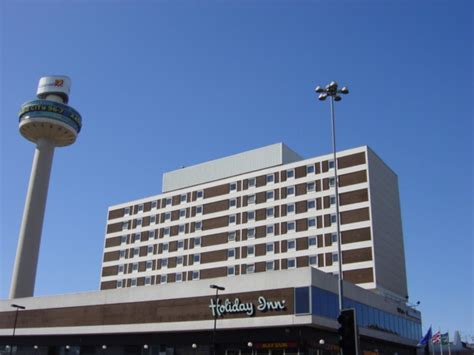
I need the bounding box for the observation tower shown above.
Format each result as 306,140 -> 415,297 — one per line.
10,76 -> 82,298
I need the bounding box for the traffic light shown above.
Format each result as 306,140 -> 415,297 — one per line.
337,308 -> 359,355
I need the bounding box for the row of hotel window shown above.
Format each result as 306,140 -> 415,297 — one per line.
120,196 -> 338,231
115,255 -> 330,288
122,164 -> 336,216
116,234 -> 338,259
118,217 -> 338,248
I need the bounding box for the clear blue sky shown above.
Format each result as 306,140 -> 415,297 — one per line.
1,0 -> 472,341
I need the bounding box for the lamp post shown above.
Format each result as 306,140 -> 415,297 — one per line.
247,341 -> 254,355
192,343 -> 197,354
10,304 -> 26,355
315,81 -> 349,312
209,284 -> 225,355
319,339 -> 325,355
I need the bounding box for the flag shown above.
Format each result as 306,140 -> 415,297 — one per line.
441,332 -> 449,345
432,331 -> 441,344
418,327 -> 432,346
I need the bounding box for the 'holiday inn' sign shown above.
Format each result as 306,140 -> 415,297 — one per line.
209,296 -> 286,317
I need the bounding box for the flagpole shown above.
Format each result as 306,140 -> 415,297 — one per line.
439,329 -> 443,355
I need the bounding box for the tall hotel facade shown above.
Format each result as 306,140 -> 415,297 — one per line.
101,143 -> 408,302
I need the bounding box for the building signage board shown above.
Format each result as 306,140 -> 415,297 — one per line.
209,296 -> 286,317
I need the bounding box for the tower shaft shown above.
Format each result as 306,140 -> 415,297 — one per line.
10,138 -> 55,298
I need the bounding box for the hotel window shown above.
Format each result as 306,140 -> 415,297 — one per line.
266,243 -> 274,254
309,236 -> 317,248
132,263 -> 138,272
164,227 -> 170,237
177,256 -> 183,265
330,195 -> 336,205
133,247 -> 139,257
287,221 -> 296,232
161,258 -> 168,268
308,218 -> 317,228
150,215 -> 156,224
197,190 -> 203,199
176,273 -> 183,282
309,255 -> 318,266
149,230 -> 156,239
165,198 -> 172,207
288,240 -> 296,251
120,250 -> 126,259
146,261 -> 152,270
145,276 -> 151,286
306,165 -> 315,174
164,212 -> 171,221
248,194 -> 256,204
332,252 -> 339,262
131,278 -> 137,287
308,200 -> 316,210
247,228 -> 255,239
122,222 -> 129,231
117,280 -> 123,288
136,218 -> 142,227
229,198 -> 237,208
287,186 -> 295,196
227,266 -> 235,276
332,233 -> 338,243
248,177 -> 256,188
247,264 -> 255,273
196,205 -> 203,215
229,215 -> 236,225
195,221 -> 202,231
307,182 -> 315,193
331,214 -> 337,224
194,237 -> 201,247
179,209 -> 186,219
266,207 -> 274,218
266,261 -> 274,271
230,182 -> 237,192
193,254 -> 200,264
134,233 -> 141,242
151,200 -> 158,209
180,194 -> 187,204
266,174 -> 274,184
118,264 -> 125,274
192,270 -> 200,280
288,258 -> 296,269
247,245 -> 255,257
266,190 -> 274,201
121,235 -> 127,244
160,274 -> 167,284
287,203 -> 295,214
248,210 -> 255,221
329,177 -> 335,187
329,159 -> 335,169
147,245 -> 153,255
178,240 -> 184,250
266,225 -> 274,235
179,224 -> 185,234
162,243 -> 169,252
228,231 -> 236,242
124,207 -> 130,216
228,249 -> 236,259
138,204 -> 144,213
287,169 -> 295,179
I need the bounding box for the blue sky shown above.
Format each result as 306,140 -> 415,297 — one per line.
1,0 -> 472,340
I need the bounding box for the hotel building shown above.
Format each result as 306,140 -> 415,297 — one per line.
101,143 -> 408,302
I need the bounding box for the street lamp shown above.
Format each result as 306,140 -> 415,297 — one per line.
209,284 -> 225,355
247,341 -> 254,355
319,339 -> 325,355
315,81 -> 349,312
192,343 -> 197,354
10,304 -> 26,355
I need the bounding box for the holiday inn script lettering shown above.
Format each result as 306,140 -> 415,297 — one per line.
209,296 -> 286,317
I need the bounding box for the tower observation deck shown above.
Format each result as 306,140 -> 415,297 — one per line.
10,76 -> 82,299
